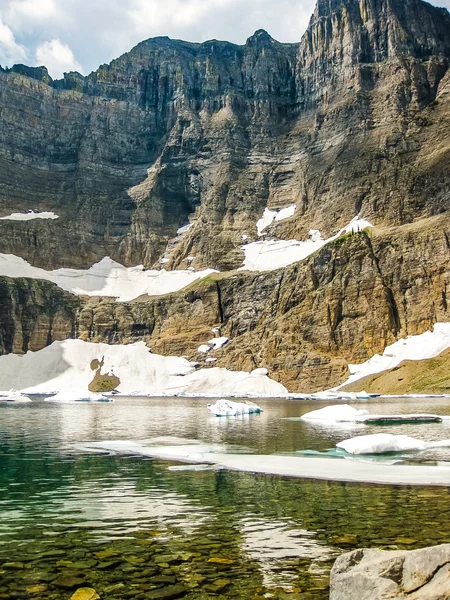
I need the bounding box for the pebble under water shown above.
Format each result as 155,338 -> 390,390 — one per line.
1,396 -> 450,599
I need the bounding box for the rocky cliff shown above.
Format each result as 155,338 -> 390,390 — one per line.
0,0 -> 450,392
1,0 -> 449,270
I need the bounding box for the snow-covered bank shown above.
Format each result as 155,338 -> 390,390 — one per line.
80,440 -> 450,487
0,255 -> 216,302
241,216 -> 373,272
339,323 -> 450,389
0,210 -> 59,221
0,340 -> 287,398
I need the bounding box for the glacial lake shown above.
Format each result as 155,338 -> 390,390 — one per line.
2,396 -> 450,599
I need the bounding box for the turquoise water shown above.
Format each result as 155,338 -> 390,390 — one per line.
1,396 -> 450,599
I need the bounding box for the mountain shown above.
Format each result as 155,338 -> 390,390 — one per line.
1,0 -> 450,392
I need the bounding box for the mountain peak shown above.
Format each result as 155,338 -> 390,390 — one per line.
246,29 -> 274,46
305,0 -> 450,62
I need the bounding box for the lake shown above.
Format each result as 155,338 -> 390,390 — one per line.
1,396 -> 450,599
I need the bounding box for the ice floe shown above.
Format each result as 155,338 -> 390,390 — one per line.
242,216 -> 373,272
46,390 -> 111,403
0,254 -> 216,302
337,433 -> 450,455
339,322 -> 450,389
79,439 -> 450,486
0,210 -> 59,221
207,399 -> 263,416
0,339 -> 287,398
300,405 -> 444,425
257,205 -> 297,235
0,390 -> 32,403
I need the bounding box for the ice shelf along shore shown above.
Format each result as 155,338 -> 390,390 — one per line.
0,255 -> 216,302
241,216 -> 374,272
0,340 -> 288,398
0,210 -> 59,220
339,323 -> 450,389
81,440 -> 450,487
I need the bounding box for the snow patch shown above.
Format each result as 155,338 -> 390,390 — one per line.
197,345 -> 211,353
0,340 -> 288,398
0,254 -> 217,302
257,205 -> 296,235
242,216 -> 373,272
339,322 -> 450,389
208,336 -> 229,350
177,223 -> 192,235
0,210 -> 59,221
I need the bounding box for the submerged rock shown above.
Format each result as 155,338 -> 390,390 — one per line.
330,544 -> 450,599
70,590 -> 100,600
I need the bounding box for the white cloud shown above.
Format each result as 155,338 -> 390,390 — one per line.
0,16 -> 27,66
34,38 -> 83,78
0,0 -> 449,76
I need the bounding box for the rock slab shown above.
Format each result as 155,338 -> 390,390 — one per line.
330,544 -> 450,599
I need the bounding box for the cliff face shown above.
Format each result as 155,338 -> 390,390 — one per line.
1,0 -> 450,391
0,278 -> 79,355
58,215 -> 450,391
0,0 -> 449,271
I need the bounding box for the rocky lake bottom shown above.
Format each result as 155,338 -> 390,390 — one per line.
1,397 -> 450,599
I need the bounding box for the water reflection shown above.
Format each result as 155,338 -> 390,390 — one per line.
1,397 -> 450,598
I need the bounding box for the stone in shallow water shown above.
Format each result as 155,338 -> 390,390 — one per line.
54,575 -> 87,589
70,589 -> 100,600
207,557 -> 234,565
146,584 -> 188,599
26,584 -> 48,594
1,563 -> 25,570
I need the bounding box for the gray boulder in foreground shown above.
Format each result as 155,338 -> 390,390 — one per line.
330,544 -> 450,600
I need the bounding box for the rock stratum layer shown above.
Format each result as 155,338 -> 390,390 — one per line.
1,0 -> 450,392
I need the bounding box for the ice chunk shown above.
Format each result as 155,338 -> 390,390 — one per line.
337,434 -> 428,455
301,405 -> 370,423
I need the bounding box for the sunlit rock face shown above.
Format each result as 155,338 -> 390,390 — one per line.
0,0 -> 449,271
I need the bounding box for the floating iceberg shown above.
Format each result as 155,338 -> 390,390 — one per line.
300,405 -> 370,423
337,434 -> 450,455
207,399 -> 263,417
301,405 -> 444,426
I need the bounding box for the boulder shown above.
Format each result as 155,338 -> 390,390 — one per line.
330,544 -> 450,599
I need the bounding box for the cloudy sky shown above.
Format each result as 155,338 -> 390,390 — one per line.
0,0 -> 449,79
